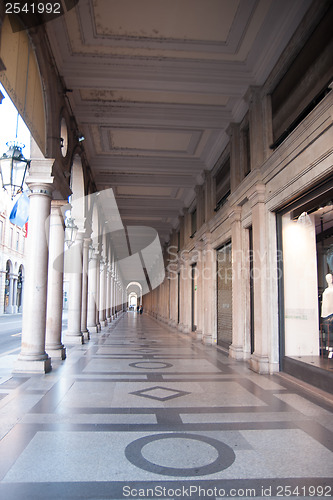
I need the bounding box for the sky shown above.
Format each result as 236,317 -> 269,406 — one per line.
0,83 -> 31,159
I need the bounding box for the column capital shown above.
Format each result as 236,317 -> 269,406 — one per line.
226,122 -> 239,138
202,232 -> 213,247
51,199 -> 68,209
27,158 -> 55,184
229,206 -> 242,224
248,183 -> 266,207
244,85 -> 262,104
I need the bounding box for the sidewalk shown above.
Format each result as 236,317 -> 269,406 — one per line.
0,313 -> 332,499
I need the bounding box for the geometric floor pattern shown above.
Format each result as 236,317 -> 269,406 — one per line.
0,313 -> 332,499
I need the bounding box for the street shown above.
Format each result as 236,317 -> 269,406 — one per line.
0,312 -> 68,356
0,314 -> 22,356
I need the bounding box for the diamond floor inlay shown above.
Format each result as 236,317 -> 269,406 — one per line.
130,385 -> 191,401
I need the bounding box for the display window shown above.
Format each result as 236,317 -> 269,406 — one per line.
278,181 -> 333,373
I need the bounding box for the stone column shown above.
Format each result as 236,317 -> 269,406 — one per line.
12,275 -> 18,313
7,273 -> 14,313
182,253 -> 191,333
110,268 -> 115,318
229,207 -> 245,360
64,230 -> 84,344
202,236 -> 215,345
81,236 -> 91,340
99,258 -> 107,327
45,200 -> 67,359
106,264 -> 112,322
95,253 -> 101,330
87,247 -> 98,333
14,159 -> 54,373
249,184 -> 270,373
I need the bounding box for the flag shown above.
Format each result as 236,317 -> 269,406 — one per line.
9,191 -> 30,228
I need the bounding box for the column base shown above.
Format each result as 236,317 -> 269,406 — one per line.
195,329 -> 202,340
183,325 -> 190,334
64,334 -> 84,344
87,325 -> 98,333
107,317 -> 112,323
249,353 -> 270,374
46,347 -> 66,360
202,334 -> 213,345
13,356 -> 52,374
82,330 -> 90,341
229,344 -> 244,360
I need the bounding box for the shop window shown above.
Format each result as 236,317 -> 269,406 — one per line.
214,157 -> 230,212
278,180 -> 333,372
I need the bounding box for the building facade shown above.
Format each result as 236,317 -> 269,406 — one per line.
0,201 -> 26,314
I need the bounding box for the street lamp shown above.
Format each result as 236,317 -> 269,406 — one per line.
0,142 -> 30,199
64,215 -> 78,248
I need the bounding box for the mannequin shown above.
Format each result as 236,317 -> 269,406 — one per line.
321,273 -> 333,318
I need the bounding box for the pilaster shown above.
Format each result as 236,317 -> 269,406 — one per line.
229,207 -> 245,360
202,234 -> 215,345
248,184 -> 270,373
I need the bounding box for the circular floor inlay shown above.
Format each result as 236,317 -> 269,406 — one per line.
125,433 -> 235,477
129,361 -> 173,370
142,437 -> 218,468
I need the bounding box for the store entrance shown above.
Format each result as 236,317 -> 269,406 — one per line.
216,242 -> 232,348
278,179 -> 333,387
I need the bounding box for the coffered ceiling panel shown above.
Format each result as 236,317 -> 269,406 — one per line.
45,0 -> 312,243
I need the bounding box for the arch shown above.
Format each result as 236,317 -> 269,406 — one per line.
126,281 -> 143,293
128,291 -> 138,309
0,16 -> 46,153
126,281 -> 143,307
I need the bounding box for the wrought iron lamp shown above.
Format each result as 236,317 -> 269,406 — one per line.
0,142 -> 30,199
64,215 -> 78,248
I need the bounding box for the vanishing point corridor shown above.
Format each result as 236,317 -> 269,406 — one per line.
0,313 -> 332,499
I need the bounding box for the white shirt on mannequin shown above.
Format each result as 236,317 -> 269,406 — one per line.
321,273 -> 333,318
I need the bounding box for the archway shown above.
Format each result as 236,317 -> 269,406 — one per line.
126,281 -> 143,310
128,291 -> 138,310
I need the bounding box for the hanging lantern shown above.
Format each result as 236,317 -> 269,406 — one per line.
0,142 -> 30,199
64,216 -> 78,248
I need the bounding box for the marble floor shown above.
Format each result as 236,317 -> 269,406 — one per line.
0,313 -> 332,499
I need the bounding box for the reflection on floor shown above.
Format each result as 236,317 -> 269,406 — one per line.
0,312 -> 332,499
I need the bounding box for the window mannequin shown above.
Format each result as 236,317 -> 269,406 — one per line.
321,273 -> 333,318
